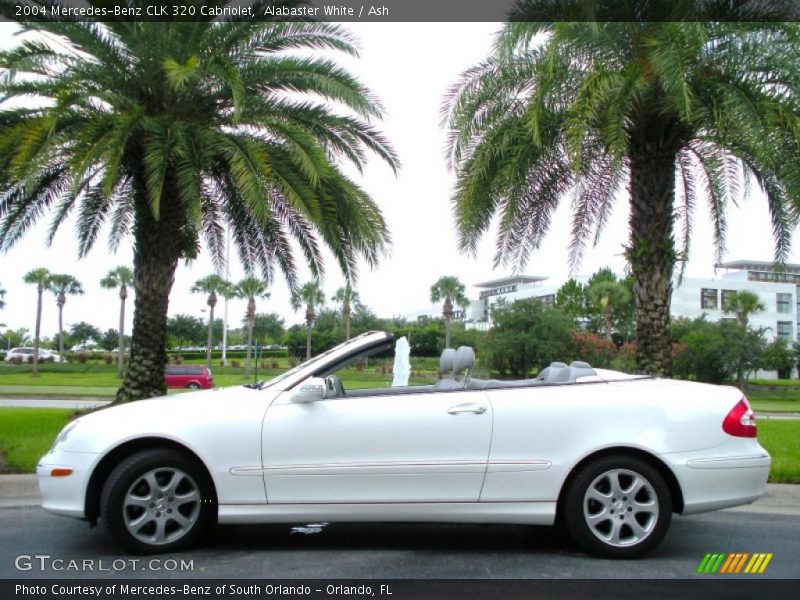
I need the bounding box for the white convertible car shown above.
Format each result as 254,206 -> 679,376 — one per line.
37,331 -> 770,558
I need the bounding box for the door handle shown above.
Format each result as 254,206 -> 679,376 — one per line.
447,403 -> 487,415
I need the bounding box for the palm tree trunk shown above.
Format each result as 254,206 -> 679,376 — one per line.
115,179 -> 183,403
627,119 -> 684,377
33,285 -> 42,375
344,302 -> 351,340
443,298 -> 453,349
245,297 -> 255,376
57,297 -> 65,356
245,319 -> 254,376
117,287 -> 126,379
306,306 -> 314,359
206,302 -> 214,368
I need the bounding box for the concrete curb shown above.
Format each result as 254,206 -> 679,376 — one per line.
1,474 -> 799,515
0,474 -> 40,509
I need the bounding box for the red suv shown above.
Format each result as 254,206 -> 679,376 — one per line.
164,365 -> 214,389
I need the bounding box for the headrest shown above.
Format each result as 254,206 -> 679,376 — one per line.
440,348 -> 456,375
569,361 -> 591,369
539,362 -> 567,381
453,346 -> 475,375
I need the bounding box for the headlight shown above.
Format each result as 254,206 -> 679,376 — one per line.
49,421 -> 79,453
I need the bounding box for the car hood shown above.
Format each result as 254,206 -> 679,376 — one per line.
61,385 -> 280,454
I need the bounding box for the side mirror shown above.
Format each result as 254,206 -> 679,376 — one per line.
289,377 -> 326,403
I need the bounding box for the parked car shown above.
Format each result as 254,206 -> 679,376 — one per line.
37,331 -> 769,557
5,347 -> 66,363
164,365 -> 214,389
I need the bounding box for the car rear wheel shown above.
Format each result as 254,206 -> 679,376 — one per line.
186,382 -> 199,389
100,449 -> 215,553
563,455 -> 672,558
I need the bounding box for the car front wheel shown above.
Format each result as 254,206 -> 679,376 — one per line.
100,449 -> 215,553
563,455 -> 672,558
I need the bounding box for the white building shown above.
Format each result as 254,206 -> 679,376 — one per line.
672,261 -> 799,343
466,260 -> 800,345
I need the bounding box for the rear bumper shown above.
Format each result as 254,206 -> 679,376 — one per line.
664,442 -> 770,515
37,448 -> 100,519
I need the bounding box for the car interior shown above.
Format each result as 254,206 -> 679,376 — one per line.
321,344 -> 600,399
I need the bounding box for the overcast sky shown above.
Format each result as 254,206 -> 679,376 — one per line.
1,21 -> 799,339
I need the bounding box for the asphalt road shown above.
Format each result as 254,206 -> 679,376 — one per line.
0,507 -> 797,579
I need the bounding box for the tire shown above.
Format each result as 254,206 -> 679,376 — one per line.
562,454 -> 672,558
100,449 -> 215,554
186,382 -> 199,389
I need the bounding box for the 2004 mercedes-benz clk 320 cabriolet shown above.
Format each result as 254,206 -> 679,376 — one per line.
38,331 -> 770,558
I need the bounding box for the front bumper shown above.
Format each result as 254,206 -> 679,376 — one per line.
37,448 -> 101,519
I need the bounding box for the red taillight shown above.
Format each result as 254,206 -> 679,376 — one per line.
722,397 -> 757,438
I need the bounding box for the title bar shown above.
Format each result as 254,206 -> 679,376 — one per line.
2,0 -> 800,23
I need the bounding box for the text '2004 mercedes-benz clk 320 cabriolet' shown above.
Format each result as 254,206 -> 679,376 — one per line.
38,331 -> 770,558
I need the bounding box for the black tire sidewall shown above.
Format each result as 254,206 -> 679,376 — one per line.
100,449 -> 215,554
563,455 -> 672,559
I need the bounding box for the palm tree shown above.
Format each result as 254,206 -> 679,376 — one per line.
444,12 -> 800,376
430,276 -> 469,349
723,290 -> 765,389
724,290 -> 765,330
47,274 -> 84,356
191,275 -> 229,367
292,281 -> 326,359
332,283 -> 360,340
0,5 -> 396,402
22,268 -> 50,374
100,266 -> 134,379
0,284 -> 5,310
233,277 -> 270,376
586,276 -> 631,342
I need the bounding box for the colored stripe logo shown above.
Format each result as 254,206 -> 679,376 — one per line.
697,553 -> 773,574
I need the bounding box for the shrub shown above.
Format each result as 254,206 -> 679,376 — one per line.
610,342 -> 637,373
103,354 -> 114,365
481,298 -> 573,377
170,355 -> 183,365
270,360 -> 279,369
10,356 -> 22,365
231,360 -> 240,368
77,353 -> 90,364
760,339 -> 795,379
566,331 -> 616,368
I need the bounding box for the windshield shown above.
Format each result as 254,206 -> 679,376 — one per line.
257,332 -> 387,389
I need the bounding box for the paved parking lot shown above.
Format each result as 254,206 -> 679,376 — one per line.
0,507 -> 797,579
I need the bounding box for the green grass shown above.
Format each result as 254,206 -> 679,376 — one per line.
746,388 -> 800,413
0,385 -> 120,397
758,420 -> 800,483
0,408 -> 73,472
747,379 -> 800,388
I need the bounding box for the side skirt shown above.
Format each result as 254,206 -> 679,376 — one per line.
218,502 -> 556,525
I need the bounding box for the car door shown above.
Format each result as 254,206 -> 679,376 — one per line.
261,388 -> 493,504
